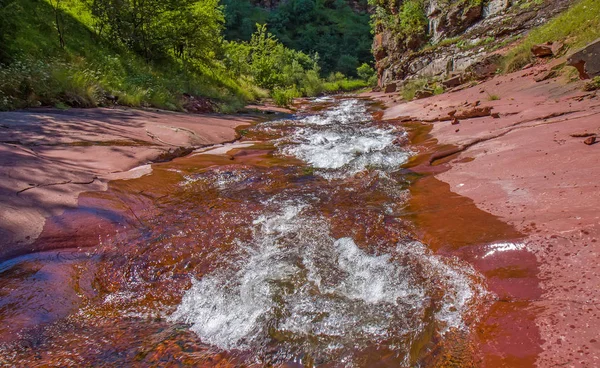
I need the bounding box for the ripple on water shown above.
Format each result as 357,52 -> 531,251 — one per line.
169,203 -> 488,366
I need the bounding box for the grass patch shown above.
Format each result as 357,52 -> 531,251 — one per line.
401,78 -> 444,101
487,92 -> 501,101
272,86 -> 301,107
583,76 -> 600,91
502,0 -> 600,73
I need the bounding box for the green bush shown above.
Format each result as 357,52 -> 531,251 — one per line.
399,0 -> 428,37
272,86 -> 301,107
583,76 -> 600,91
357,63 -> 376,82
400,78 -> 444,100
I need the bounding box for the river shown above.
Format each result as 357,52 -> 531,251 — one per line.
0,97 -> 501,366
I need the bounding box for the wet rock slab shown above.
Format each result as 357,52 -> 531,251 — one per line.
0,107 -> 254,260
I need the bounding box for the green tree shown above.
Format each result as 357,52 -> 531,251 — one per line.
86,0 -> 224,63
222,0 -> 373,76
336,54 -> 358,76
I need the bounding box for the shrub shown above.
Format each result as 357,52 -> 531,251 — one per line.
401,78 -> 428,101
583,77 -> 600,92
398,0 -> 427,37
357,63 -> 376,82
272,86 -> 300,107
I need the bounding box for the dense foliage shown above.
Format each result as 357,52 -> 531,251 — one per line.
222,0 -> 373,76
224,25 -> 372,106
0,0 -> 373,111
86,0 -> 224,63
368,0 -> 427,41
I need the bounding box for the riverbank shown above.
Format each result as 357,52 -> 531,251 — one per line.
0,107 -> 265,261
371,59 -> 600,366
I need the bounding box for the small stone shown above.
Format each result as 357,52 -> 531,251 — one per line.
491,113 -> 500,119
451,117 -> 460,125
570,132 -> 596,138
455,106 -> 493,119
531,43 -> 554,57
551,41 -> 565,56
584,136 -> 596,145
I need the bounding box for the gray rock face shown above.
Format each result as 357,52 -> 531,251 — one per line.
568,38 -> 600,79
374,0 -> 572,87
484,0 -> 509,18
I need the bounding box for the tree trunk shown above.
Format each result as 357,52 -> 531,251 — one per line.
52,0 -> 65,48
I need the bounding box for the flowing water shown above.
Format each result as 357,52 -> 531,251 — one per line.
0,97 -> 492,366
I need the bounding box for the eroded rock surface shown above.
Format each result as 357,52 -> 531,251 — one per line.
0,108 -> 254,260
367,60 -> 600,367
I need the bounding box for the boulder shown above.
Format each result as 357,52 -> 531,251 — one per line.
531,43 -> 554,57
414,89 -> 434,100
454,106 -> 493,119
534,69 -> 558,83
384,83 -> 397,93
443,74 -> 463,88
568,38 -> 600,79
484,0 -> 509,17
465,54 -> 502,80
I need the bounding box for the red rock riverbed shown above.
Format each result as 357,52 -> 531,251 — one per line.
1,77 -> 598,366
370,57 -> 600,367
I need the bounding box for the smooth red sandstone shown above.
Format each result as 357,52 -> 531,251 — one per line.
369,58 -> 600,366
0,107 -> 254,261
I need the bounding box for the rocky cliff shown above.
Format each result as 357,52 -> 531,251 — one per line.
372,0 -> 572,89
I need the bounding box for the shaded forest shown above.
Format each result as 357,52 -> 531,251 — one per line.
0,0 -> 375,111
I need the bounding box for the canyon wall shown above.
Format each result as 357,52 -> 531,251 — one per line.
372,0 -> 572,89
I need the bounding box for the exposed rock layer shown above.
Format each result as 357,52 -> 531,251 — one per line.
367,57 -> 600,367
374,0 -> 571,88
0,108 -> 255,261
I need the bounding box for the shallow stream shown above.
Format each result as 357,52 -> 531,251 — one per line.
0,97 -> 504,366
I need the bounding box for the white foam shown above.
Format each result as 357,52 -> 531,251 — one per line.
299,99 -> 370,126
180,169 -> 249,189
275,99 -> 411,177
481,242 -> 526,258
169,204 -> 487,364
